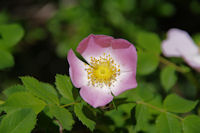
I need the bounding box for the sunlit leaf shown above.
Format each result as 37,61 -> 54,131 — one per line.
21,76 -> 59,105
55,74 -> 74,101
3,92 -> 46,114
0,108 -> 36,133
3,85 -> 26,97
49,105 -> 74,130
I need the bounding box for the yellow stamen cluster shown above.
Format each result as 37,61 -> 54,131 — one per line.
85,53 -> 120,88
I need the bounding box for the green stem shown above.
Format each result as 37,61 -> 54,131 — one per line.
111,92 -> 117,110
112,100 -> 117,110
60,101 -> 80,108
160,56 -> 200,97
159,56 -> 187,73
137,101 -> 165,113
55,120 -> 63,133
136,101 -> 184,121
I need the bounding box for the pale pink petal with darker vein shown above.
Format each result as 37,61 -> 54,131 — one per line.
76,34 -> 114,62
67,50 -> 88,88
111,39 -> 137,72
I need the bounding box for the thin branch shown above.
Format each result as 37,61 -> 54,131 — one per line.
56,120 -> 63,133
159,56 -> 188,73
159,56 -> 200,97
60,101 -> 80,108
136,101 -> 184,121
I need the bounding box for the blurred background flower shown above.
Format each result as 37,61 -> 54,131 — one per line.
162,28 -> 200,72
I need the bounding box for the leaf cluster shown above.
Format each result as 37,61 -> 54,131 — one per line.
0,75 -> 95,132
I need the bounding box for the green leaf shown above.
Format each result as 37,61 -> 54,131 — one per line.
135,104 -> 149,131
74,103 -> 95,131
193,33 -> 200,44
55,74 -> 74,101
160,66 -> 177,91
3,85 -> 26,97
137,82 -> 155,101
146,124 -> 157,133
183,115 -> 200,133
0,108 -> 37,133
0,49 -> 14,69
137,31 -> 161,53
158,2 -> 175,17
105,109 -> 125,127
118,103 -> 136,114
0,24 -> 24,49
0,12 -> 9,24
0,100 -> 5,105
21,76 -> 59,105
0,114 -> 4,122
60,97 -> 74,105
105,103 -> 135,127
3,92 -> 46,114
49,105 -> 74,130
156,113 -> 181,133
148,95 -> 163,115
137,51 -> 159,75
164,94 -> 198,113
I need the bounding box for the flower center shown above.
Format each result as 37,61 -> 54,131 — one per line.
85,53 -> 120,87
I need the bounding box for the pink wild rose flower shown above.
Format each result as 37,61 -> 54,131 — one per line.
67,34 -> 137,108
162,28 -> 200,72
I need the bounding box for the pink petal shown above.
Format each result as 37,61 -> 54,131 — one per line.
162,28 -> 198,57
70,35 -> 138,107
162,40 -> 182,57
80,86 -> 113,108
76,34 -> 114,62
111,39 -> 137,72
182,54 -> 200,72
67,49 -> 88,88
111,71 -> 137,96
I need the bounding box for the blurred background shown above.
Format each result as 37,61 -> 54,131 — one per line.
0,0 -> 200,132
